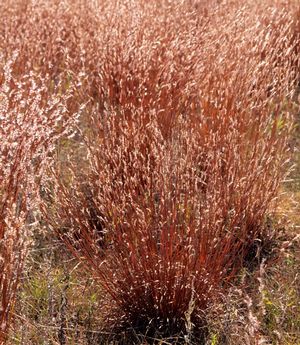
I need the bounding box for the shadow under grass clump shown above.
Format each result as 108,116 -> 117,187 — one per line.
242,218 -> 284,273
98,321 -> 208,345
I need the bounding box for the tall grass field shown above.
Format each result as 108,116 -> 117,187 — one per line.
0,0 -> 299,344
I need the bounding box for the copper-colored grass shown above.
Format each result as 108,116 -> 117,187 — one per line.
0,56 -> 77,343
38,0 -> 300,340
0,0 -> 299,342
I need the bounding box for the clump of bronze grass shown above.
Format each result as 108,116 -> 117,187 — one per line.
39,0 -> 300,342
0,0 -> 298,343
0,55 -> 78,343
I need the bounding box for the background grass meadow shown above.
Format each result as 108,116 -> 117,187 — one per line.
0,0 -> 300,344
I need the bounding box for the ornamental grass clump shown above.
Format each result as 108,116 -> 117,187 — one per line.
36,0 -> 300,341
